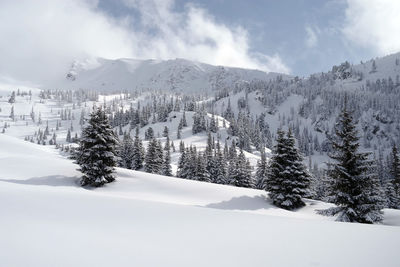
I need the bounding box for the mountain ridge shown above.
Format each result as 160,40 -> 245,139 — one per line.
53,57 -> 289,93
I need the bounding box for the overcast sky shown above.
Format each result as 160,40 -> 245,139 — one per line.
0,0 -> 399,84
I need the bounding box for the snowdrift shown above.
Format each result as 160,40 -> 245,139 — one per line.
1,135 -> 400,267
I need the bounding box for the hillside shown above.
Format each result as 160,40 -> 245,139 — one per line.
1,134 -> 400,267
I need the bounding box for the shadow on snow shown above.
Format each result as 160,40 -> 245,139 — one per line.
0,175 -> 80,187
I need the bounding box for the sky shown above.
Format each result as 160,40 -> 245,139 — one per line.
0,0 -> 399,84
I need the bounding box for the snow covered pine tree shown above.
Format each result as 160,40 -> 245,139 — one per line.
75,107 -> 119,187
319,99 -> 383,223
119,133 -> 135,169
266,129 -> 310,210
386,144 -> 400,208
255,149 -> 268,189
132,127 -> 145,170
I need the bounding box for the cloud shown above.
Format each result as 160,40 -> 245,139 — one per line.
0,0 -> 135,84
342,0 -> 400,55
0,0 -> 289,85
305,26 -> 318,48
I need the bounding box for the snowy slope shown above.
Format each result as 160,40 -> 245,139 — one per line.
0,84 -> 265,173
1,134 -> 400,267
53,57 -> 287,93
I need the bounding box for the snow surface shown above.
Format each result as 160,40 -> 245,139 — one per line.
1,134 -> 400,267
53,57 -> 287,93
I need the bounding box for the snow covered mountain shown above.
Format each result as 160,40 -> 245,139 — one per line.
56,57 -> 286,93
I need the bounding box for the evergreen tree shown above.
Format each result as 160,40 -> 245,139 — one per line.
66,129 -> 71,143
10,106 -> 14,120
390,144 -> 400,195
182,111 -> 187,127
194,152 -> 211,182
132,127 -> 145,170
145,127 -> 154,140
162,138 -> 172,176
228,141 -> 237,161
179,140 -> 185,153
387,144 -> 400,208
119,134 -> 135,169
8,91 -> 16,103
209,113 -> 218,133
230,148 -> 253,188
255,149 -> 268,189
118,124 -> 123,136
145,137 -> 161,174
171,141 -> 176,152
319,102 -> 383,223
192,112 -> 203,134
163,126 -> 169,137
177,119 -> 183,139
205,133 -> 216,180
155,140 -> 164,174
266,129 -> 310,210
75,107 -> 118,187
214,141 -> 227,184
176,148 -> 188,178
183,146 -> 197,180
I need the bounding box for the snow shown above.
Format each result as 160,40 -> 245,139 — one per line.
1,134 -> 400,267
51,57 -> 287,93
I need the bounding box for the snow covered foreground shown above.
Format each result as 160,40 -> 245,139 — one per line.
1,134 -> 400,267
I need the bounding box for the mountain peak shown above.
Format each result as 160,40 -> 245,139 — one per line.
55,57 -> 287,93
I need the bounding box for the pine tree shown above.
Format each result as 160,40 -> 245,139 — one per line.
266,129 -> 310,210
162,138 -> 172,176
132,127 -> 145,170
230,148 -> 253,188
163,126 -> 169,137
171,141 -> 176,152
319,101 -> 384,223
177,148 -> 188,178
209,113 -> 218,133
255,149 -> 268,189
75,107 -> 119,187
184,146 -> 197,180
387,144 -> 400,208
66,129 -> 71,143
390,144 -> 400,195
10,106 -> 14,120
8,91 -> 16,104
118,124 -> 123,136
145,127 -> 154,140
228,141 -> 237,161
192,112 -> 202,134
194,152 -> 211,182
156,140 -> 164,174
144,137 -> 159,174
214,141 -> 227,184
205,133 -> 216,180
370,60 -> 377,73
179,140 -> 185,153
119,134 -> 135,169
79,109 -> 85,126
182,111 -> 187,127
